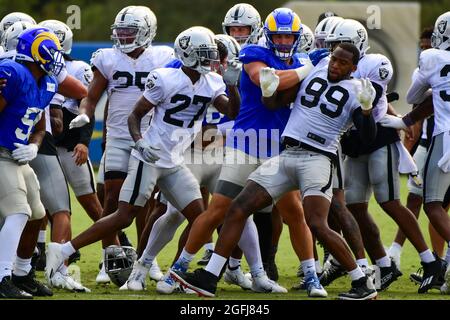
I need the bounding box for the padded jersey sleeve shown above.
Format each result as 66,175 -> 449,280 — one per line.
142,70 -> 166,105
406,50 -> 433,105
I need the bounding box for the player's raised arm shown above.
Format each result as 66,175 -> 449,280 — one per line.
352,78 -> 377,143
213,61 -> 241,119
259,67 -> 300,109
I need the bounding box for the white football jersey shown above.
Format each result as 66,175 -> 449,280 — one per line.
282,62 -> 362,154
63,60 -> 93,114
352,53 -> 393,122
133,67 -> 226,168
407,48 -> 450,136
91,46 -> 174,140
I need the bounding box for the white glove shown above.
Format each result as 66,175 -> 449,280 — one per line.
294,58 -> 314,81
12,143 -> 38,163
69,113 -> 90,129
356,78 -> 376,111
134,139 -> 160,163
378,114 -> 408,130
222,60 -> 242,86
259,67 -> 279,97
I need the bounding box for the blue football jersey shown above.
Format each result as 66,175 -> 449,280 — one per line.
227,45 -> 304,158
0,59 -> 58,151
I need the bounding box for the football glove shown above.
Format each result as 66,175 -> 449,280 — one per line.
134,139 -> 160,163
12,143 -> 38,163
259,67 -> 279,97
356,78 -> 376,111
378,114 -> 408,130
222,60 -> 242,86
69,113 -> 90,129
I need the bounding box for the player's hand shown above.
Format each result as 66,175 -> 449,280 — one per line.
221,60 -> 242,86
12,143 -> 38,164
134,138 -> 160,163
69,113 -> 90,129
308,48 -> 329,66
356,78 -> 376,111
378,114 -> 408,130
259,67 -> 279,97
73,143 -> 88,166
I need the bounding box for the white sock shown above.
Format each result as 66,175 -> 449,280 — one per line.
445,246 -> 450,265
301,258 -> 316,278
348,266 -> 365,281
419,249 -> 435,263
204,242 -> 214,251
38,230 -> 46,243
61,242 -> 76,259
13,257 -> 32,276
390,242 -> 403,252
356,258 -> 369,268
0,214 -> 28,281
228,257 -> 241,270
315,260 -> 322,274
175,248 -> 195,270
205,253 -> 227,277
375,256 -> 391,268
140,203 -> 185,267
238,217 -> 264,277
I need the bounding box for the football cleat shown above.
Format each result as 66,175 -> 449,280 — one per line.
319,258 -> 346,287
12,270 -> 53,296
121,260 -> 149,291
0,276 -> 33,299
338,276 -> 377,300
224,267 -> 252,290
377,260 -> 402,291
49,271 -> 91,293
418,256 -> 447,294
251,271 -> 287,293
304,275 -> 328,298
156,263 -> 186,295
171,268 -> 218,298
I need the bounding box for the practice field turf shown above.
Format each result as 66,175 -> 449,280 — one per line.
34,175 -> 450,300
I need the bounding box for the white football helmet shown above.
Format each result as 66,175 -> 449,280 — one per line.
314,16 -> 344,48
2,21 -> 34,52
325,19 -> 369,57
431,11 -> 450,50
215,34 -> 241,63
111,6 -> 156,53
298,24 -> 315,54
0,12 -> 36,41
174,26 -> 219,75
39,20 -> 73,54
222,3 -> 261,45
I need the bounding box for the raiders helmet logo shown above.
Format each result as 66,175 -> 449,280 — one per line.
55,30 -> 66,43
379,67 -> 389,80
357,29 -> 366,42
438,20 -> 447,34
179,36 -> 190,50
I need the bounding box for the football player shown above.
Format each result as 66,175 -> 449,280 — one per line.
64,6 -> 173,283
0,28 -> 62,299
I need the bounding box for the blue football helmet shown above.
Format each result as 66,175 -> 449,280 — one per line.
15,27 -> 65,76
263,8 -> 302,60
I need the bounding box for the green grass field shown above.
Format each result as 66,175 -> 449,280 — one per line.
34,175 -> 450,300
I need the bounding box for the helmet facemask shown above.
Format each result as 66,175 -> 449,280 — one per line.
265,31 -> 301,60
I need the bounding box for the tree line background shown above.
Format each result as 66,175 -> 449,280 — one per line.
0,0 -> 447,42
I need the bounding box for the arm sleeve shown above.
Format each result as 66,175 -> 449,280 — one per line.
79,114 -> 95,147
352,107 -> 377,144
